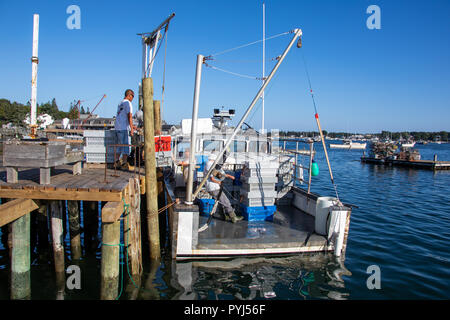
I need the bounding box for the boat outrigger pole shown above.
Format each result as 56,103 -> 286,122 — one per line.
188,28 -> 303,202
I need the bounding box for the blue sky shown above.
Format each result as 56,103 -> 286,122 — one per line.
0,0 -> 449,133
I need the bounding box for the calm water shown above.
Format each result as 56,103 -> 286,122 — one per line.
0,142 -> 449,300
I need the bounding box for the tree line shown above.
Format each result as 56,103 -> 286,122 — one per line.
0,98 -> 89,126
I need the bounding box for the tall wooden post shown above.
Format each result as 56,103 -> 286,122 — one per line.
67,200 -> 81,260
7,172 -> 31,299
100,220 -> 120,300
50,200 -> 65,296
142,77 -> 160,260
124,178 -> 143,276
153,100 -> 162,135
154,99 -> 166,241
10,214 -> 31,300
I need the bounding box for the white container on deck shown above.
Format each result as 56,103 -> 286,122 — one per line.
314,197 -> 338,235
329,208 -> 348,256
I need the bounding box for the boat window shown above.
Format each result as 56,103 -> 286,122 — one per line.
248,141 -> 269,153
203,140 -> 223,152
231,140 -> 246,153
175,138 -> 191,159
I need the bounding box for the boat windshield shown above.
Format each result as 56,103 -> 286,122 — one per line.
203,140 -> 223,152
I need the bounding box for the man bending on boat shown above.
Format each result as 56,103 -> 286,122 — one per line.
114,89 -> 137,169
205,154 -> 244,223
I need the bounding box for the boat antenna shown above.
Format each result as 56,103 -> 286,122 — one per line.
301,50 -> 341,202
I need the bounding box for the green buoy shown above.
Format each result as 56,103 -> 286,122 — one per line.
311,160 -> 319,176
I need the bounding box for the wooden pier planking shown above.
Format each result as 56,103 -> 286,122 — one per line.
0,165 -> 144,202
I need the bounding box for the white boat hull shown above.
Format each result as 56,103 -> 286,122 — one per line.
330,142 -> 366,150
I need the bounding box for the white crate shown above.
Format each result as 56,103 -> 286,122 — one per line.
244,159 -> 279,169
83,130 -> 117,138
240,189 -> 276,198
85,136 -> 117,148
242,197 -> 275,207
242,182 -> 275,192
243,168 -> 278,178
240,175 -> 277,184
85,152 -> 115,163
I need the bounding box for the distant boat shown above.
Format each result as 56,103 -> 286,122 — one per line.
401,141 -> 415,148
330,140 -> 367,150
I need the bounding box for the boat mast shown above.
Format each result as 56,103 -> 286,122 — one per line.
30,14 -> 39,138
261,2 -> 265,134
185,54 -> 204,204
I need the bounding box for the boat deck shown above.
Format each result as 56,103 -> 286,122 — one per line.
197,205 -> 328,251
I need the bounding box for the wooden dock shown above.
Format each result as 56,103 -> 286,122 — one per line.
361,156 -> 450,170
0,163 -> 146,300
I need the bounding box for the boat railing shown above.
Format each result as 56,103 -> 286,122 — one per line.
276,138 -> 315,194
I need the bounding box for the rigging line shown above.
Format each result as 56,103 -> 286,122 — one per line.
161,25 -> 169,125
204,62 -> 263,80
301,49 -> 340,202
246,75 -> 278,125
209,30 -> 292,58
210,56 -> 282,63
301,50 -> 318,115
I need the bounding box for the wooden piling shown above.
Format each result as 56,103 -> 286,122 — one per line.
100,220 -> 120,300
124,178 -> 143,277
7,171 -> 31,300
67,200 -> 82,260
143,77 -> 161,260
153,100 -> 162,135
50,201 -> 65,287
10,214 -> 31,300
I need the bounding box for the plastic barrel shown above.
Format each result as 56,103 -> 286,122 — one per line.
314,197 -> 337,236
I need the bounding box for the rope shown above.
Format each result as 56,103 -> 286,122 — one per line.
208,30 -> 293,57
301,50 -> 340,202
204,62 -> 263,80
158,200 -> 177,214
161,25 -> 169,125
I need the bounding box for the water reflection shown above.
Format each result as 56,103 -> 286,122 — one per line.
169,254 -> 352,300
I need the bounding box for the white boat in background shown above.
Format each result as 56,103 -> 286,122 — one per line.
401,141 -> 416,148
329,140 -> 367,150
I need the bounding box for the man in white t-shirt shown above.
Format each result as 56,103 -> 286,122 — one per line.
204,154 -> 243,223
115,89 -> 137,166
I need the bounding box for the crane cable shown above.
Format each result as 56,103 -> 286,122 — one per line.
301,51 -> 341,202
161,24 -> 169,125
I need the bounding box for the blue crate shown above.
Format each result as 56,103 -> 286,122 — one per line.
239,204 -> 277,221
197,198 -> 215,216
